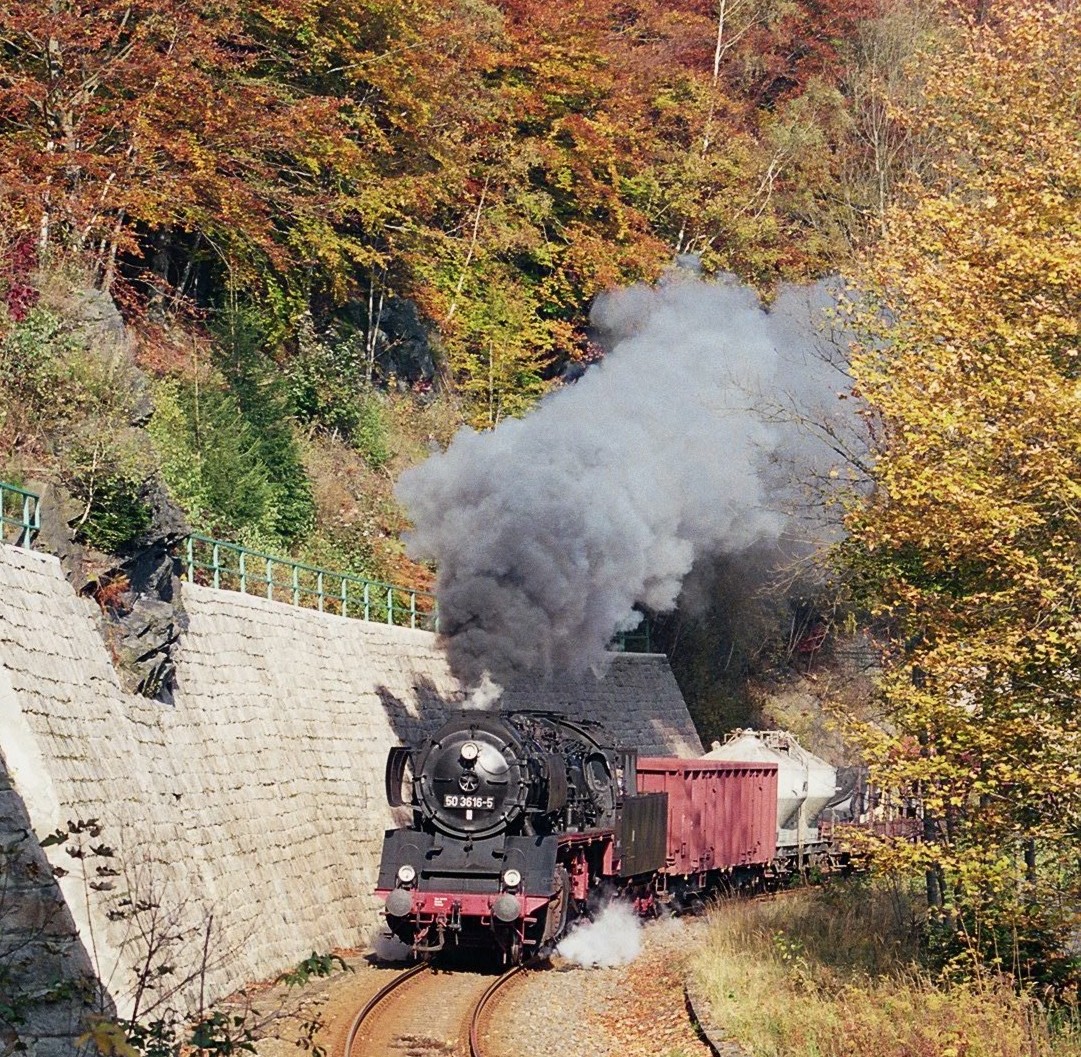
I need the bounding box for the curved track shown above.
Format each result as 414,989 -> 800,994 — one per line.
341,960 -> 529,1057
468,963 -> 529,1057
342,962 -> 431,1057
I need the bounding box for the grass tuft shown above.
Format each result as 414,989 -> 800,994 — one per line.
690,881 -> 1081,1057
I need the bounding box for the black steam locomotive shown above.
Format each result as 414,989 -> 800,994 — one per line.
375,710 -> 669,963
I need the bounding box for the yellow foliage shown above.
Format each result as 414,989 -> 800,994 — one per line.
839,0 -> 1081,971
77,1020 -> 140,1057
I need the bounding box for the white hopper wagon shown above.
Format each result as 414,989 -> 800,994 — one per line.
704,729 -> 838,874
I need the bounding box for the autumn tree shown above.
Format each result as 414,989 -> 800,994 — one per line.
3,0 -> 358,292
841,0 -> 1081,983
835,0 -> 944,238
0,0 -> 946,429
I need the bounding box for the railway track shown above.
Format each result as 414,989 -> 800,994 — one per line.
342,961 -> 430,1057
468,962 -> 529,1057
341,959 -> 530,1057
338,889 -> 813,1057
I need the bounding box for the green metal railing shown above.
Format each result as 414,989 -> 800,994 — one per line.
0,482 -> 40,549
613,620 -> 653,654
181,533 -> 438,631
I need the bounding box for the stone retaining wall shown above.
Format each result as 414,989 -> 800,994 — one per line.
0,543 -> 701,1053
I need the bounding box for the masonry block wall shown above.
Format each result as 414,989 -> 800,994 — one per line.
0,543 -> 701,1052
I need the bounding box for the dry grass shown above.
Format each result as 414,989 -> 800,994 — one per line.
690,882 -> 1081,1057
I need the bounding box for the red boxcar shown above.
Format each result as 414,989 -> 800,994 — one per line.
637,758 -> 778,875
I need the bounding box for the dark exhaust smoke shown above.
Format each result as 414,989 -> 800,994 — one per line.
396,272 -> 855,689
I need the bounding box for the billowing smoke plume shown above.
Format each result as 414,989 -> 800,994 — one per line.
397,271 -> 855,688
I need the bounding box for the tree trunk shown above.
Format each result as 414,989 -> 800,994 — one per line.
1024,838 -> 1037,887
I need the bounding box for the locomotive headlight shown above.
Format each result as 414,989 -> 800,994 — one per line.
502,868 -> 522,890
460,741 -> 480,762
396,864 -> 417,886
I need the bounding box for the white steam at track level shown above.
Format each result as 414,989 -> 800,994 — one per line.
556,902 -> 643,968
396,271 -> 857,688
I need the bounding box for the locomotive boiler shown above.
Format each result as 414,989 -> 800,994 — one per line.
375,710 -> 669,962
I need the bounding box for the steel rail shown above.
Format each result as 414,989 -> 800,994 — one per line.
468,963 -> 529,1057
342,962 -> 431,1057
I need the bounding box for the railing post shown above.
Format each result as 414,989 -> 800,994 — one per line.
20,494 -> 31,550
363,582 -> 370,621
239,549 -> 247,594
185,536 -> 194,582
212,542 -> 221,589
266,558 -> 274,600
316,570 -> 324,613
409,591 -> 417,629
387,586 -> 394,625
0,483 -> 41,549
341,578 -> 349,618
291,563 -> 299,607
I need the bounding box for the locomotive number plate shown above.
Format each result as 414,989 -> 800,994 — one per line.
444,795 -> 495,809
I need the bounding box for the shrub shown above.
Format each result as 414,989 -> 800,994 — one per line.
286,315 -> 389,469
211,304 -> 315,540
148,379 -> 280,544
0,306 -> 155,550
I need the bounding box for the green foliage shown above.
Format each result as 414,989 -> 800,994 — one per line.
148,304 -> 315,547
350,395 -> 390,472
286,314 -> 390,468
211,305 -> 315,540
0,307 -> 76,424
148,379 -> 280,544
85,1005 -> 258,1057
276,952 -> 350,988
0,306 -> 154,550
186,1013 -> 256,1057
74,474 -> 152,553
121,1016 -> 182,1057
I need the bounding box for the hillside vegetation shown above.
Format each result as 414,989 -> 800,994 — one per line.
692,884 -> 1081,1057
0,0 -> 944,581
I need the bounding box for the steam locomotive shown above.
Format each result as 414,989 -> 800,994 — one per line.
375,709 -> 840,963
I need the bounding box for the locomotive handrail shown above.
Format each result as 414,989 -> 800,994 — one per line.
180,532 -> 438,631
0,481 -> 40,550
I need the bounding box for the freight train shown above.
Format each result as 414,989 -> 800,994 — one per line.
375,710 -> 846,963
